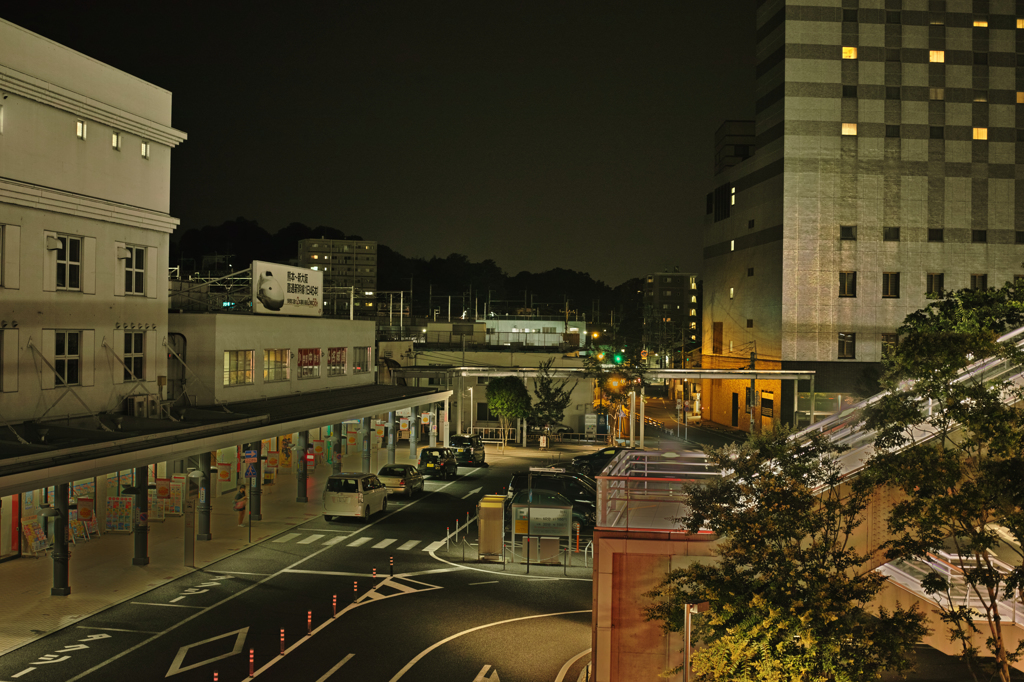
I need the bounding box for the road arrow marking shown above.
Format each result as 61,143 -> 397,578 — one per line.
472,664 -> 500,681
461,487 -> 483,500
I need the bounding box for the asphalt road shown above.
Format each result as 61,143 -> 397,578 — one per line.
0,450 -> 593,682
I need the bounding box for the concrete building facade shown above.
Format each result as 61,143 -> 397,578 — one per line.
643,271 -> 699,368
702,0 -> 1024,429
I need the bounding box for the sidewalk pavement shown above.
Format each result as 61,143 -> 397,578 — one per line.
0,441 -> 595,656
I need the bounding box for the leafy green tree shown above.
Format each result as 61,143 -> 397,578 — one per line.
485,376 -> 532,447
531,358 -> 578,431
582,341 -> 645,443
864,283 -> 1024,682
645,428 -> 927,681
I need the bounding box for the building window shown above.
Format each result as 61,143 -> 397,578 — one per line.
689,322 -> 697,330
886,48 -> 901,62
327,347 -> 347,377
1018,92 -> 1024,104
842,123 -> 858,136
690,277 -> 697,290
973,128 -> 988,140
883,226 -> 900,241
973,53 -> 988,65
112,131 -> 121,150
729,287 -> 734,299
55,331 -> 81,386
730,186 -> 736,206
1017,231 -> 1024,244
928,228 -> 944,242
690,308 -> 697,316
223,350 -> 254,386
123,331 -> 144,381
298,348 -> 321,379
124,245 -> 145,295
843,85 -> 858,98
843,9 -> 857,22
973,90 -> 988,102
929,50 -> 945,63
972,230 -> 988,243
141,141 -> 150,159
264,349 -> 289,382
926,273 -> 944,295
353,346 -> 372,374
712,322 -> 723,354
974,19 -> 989,27
886,125 -> 900,138
746,319 -> 754,328
930,126 -> 944,139
748,219 -> 755,230
747,267 -> 754,277
971,274 -> 988,290
76,120 -> 87,140
56,235 -> 82,291
885,86 -> 900,100
931,14 -> 945,25
839,272 -> 857,297
882,272 -> 901,298
887,10 -> 901,23
882,333 -> 899,354
1018,18 -> 1024,28
838,332 -> 856,359
730,240 -> 735,251
842,46 -> 858,60
840,225 -> 857,240
930,88 -> 945,101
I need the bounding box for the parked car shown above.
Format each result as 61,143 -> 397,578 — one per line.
450,434 -> 487,466
417,447 -> 458,479
566,446 -> 630,476
505,488 -> 597,533
376,464 -> 425,498
504,469 -> 597,505
323,473 -> 388,522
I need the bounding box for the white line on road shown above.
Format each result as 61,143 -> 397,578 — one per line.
129,602 -> 204,609
461,487 -> 482,499
299,534 -> 325,544
373,538 -> 397,549
554,648 -> 591,682
423,540 -> 445,552
205,570 -> 271,576
273,532 -> 302,543
389,610 -> 593,681
75,626 -> 161,634
315,653 -> 355,682
323,536 -> 345,546
397,540 -> 419,551
348,537 -> 372,547
282,569 -> 372,577
468,581 -> 498,585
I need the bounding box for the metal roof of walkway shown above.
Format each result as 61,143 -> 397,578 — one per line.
0,384 -> 450,498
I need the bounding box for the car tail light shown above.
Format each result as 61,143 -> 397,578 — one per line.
399,479 -> 406,487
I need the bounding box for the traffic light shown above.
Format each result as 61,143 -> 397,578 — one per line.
612,352 -> 624,364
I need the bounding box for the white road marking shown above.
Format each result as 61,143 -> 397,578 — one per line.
423,540 -> 445,552
348,537 -> 372,547
397,540 -> 419,551
298,534 -> 325,545
205,570 -> 270,576
472,664 -> 500,681
389,610 -> 592,681
169,596 -> 186,603
315,653 -> 355,682
554,648 -> 591,682
373,538 -> 397,549
12,667 -> 36,677
461,487 -> 483,500
283,569 -> 372,577
273,532 -> 301,543
130,602 -> 203,609
323,536 -> 345,546
166,627 -> 248,676
468,581 -> 499,585
76,626 -> 161,634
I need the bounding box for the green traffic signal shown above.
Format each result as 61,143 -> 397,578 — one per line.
612,353 -> 624,364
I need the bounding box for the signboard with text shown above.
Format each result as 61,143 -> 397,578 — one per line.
252,260 -> 323,317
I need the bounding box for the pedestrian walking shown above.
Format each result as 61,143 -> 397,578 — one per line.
234,484 -> 247,526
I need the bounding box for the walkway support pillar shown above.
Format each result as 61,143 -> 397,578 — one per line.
133,466 -> 150,566
296,431 -> 309,503
197,452 -> 212,541
51,482 -> 71,595
387,411 -> 396,465
332,423 -> 344,474
362,417 -> 372,472
639,386 -> 646,449
249,441 -> 263,520
410,405 -> 419,463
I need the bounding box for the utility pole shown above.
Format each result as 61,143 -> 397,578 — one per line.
749,350 -> 757,434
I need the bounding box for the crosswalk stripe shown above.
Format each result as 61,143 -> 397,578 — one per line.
398,540 -> 419,551
373,539 -> 397,549
273,533 -> 302,543
348,537 -> 372,547
299,534 -> 325,545
423,540 -> 445,552
323,536 -> 345,546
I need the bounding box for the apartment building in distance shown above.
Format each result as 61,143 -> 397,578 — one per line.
297,238 -> 377,291
642,269 -> 700,367
702,0 -> 1024,430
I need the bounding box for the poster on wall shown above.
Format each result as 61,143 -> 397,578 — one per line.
77,497 -> 99,535
148,489 -> 165,521
251,260 -> 323,317
375,423 -> 386,438
105,497 -> 134,533
217,462 -> 232,482
167,483 -> 184,515
347,430 -> 357,446
21,516 -> 48,555
279,434 -> 293,469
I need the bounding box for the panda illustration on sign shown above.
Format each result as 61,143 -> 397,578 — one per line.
256,270 -> 285,311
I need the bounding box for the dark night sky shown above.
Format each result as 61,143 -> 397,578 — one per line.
2,2 -> 757,287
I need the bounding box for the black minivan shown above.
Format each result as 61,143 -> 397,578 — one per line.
450,434 -> 487,466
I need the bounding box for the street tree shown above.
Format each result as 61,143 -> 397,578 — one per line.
531,358 -> 578,431
645,428 -> 927,681
582,342 -> 646,443
485,376 -> 532,447
864,283 -> 1024,682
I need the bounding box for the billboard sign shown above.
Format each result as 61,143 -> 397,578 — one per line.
252,260 -> 323,317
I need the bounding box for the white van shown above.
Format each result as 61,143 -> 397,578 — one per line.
323,473 -> 388,521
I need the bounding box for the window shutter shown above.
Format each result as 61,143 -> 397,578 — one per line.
2,329 -> 18,392
3,225 -> 20,289
112,329 -> 125,384
145,330 -> 157,382
81,330 -> 95,386
82,237 -> 96,294
42,231 -> 57,292
146,246 -> 158,299
41,329 -> 55,389
114,242 -> 126,297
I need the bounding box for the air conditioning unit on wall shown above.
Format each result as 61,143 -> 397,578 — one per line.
126,395 -> 159,418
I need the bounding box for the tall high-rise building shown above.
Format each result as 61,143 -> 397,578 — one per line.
642,270 -> 700,367
702,0 -> 1024,430
297,238 -> 377,290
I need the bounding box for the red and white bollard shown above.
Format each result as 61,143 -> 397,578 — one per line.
390,556 -> 394,577
249,648 -> 254,676
333,594 -> 337,617
280,628 -> 285,655
353,580 -> 358,602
